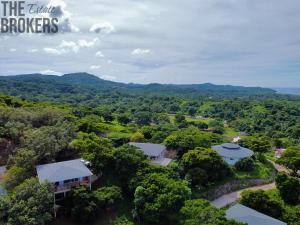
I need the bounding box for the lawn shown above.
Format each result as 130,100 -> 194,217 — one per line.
223,127 -> 239,142
234,161 -> 275,180
264,151 -> 276,161
168,114 -> 213,124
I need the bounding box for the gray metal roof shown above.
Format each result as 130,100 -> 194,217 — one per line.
212,143 -> 254,159
129,142 -> 165,157
36,159 -> 93,183
226,204 -> 287,225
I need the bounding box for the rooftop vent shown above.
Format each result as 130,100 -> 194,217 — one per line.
221,143 -> 240,150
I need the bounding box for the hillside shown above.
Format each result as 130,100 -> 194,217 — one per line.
0,73 -> 276,102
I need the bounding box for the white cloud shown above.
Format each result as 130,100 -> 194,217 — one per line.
40,69 -> 63,76
131,48 -> 151,55
43,47 -> 62,55
89,65 -> 101,70
40,0 -> 79,33
9,48 -> 17,52
99,75 -> 116,81
44,38 -> 99,55
89,22 -> 115,34
28,49 -> 39,53
95,51 -> 104,57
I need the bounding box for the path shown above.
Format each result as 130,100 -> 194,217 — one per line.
211,182 -> 275,208
211,161 -> 287,208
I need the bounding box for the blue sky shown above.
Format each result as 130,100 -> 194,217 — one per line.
0,0 -> 300,87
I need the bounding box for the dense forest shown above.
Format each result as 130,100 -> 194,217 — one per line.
0,73 -> 299,225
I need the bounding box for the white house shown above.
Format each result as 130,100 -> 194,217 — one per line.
212,143 -> 254,165
129,142 -> 172,166
36,159 -> 93,200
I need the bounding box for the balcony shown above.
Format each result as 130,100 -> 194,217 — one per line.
54,180 -> 90,193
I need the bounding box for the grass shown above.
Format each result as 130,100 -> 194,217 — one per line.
168,114 -> 213,124
264,151 -> 276,161
223,127 -> 239,142
234,161 -> 275,180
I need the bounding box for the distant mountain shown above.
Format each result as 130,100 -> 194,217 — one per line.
274,88 -> 300,96
0,72 -> 277,103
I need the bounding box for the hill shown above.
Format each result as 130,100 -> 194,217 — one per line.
0,72 -> 277,103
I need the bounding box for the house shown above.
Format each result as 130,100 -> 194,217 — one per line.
212,143 -> 254,165
129,142 -> 172,166
226,204 -> 287,225
232,136 -> 241,143
275,148 -> 286,158
36,159 -> 93,200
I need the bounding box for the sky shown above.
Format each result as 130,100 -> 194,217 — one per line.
0,0 -> 300,87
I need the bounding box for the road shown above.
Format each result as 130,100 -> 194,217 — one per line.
211,161 -> 287,208
211,182 -> 275,208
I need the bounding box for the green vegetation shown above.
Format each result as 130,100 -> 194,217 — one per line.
0,73 -> 299,225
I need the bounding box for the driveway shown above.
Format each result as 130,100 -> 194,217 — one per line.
211,161 -> 286,208
211,182 -> 275,208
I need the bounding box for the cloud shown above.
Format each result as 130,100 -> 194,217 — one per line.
40,69 -> 63,76
28,49 -> 39,53
9,48 -> 17,52
99,75 -> 116,81
95,51 -> 104,57
89,65 -> 101,70
131,48 -> 151,55
43,47 -> 62,55
42,0 -> 79,33
43,38 -> 99,55
89,22 -> 115,34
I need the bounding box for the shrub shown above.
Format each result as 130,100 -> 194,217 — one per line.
235,158 -> 255,172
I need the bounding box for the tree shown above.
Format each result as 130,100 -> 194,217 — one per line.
70,132 -> 114,174
67,186 -> 98,222
181,148 -> 232,186
78,115 -> 107,134
94,186 -> 122,208
130,131 -> 145,142
175,114 -> 186,123
21,123 -> 76,163
113,216 -> 134,225
133,173 -> 191,225
164,127 -> 221,157
239,136 -> 271,153
117,113 -> 131,125
111,144 -> 148,188
180,199 -> 245,225
275,172 -> 300,205
3,178 -> 53,225
235,157 -> 255,172
135,111 -> 152,126
277,145 -> 300,175
240,190 -> 283,219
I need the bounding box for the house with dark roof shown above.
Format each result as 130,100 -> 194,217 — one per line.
212,143 -> 254,165
129,142 -> 172,166
36,159 -> 93,199
226,204 -> 287,225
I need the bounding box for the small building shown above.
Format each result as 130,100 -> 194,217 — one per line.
129,142 -> 172,166
212,143 -> 254,165
275,148 -> 286,158
36,159 -> 93,200
232,136 -> 241,143
226,204 -> 287,225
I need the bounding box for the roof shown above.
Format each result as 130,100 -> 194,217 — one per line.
129,142 -> 165,157
36,159 -> 93,183
226,204 -> 287,225
212,143 -> 254,159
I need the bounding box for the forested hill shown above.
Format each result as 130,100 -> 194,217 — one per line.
0,73 -> 276,102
